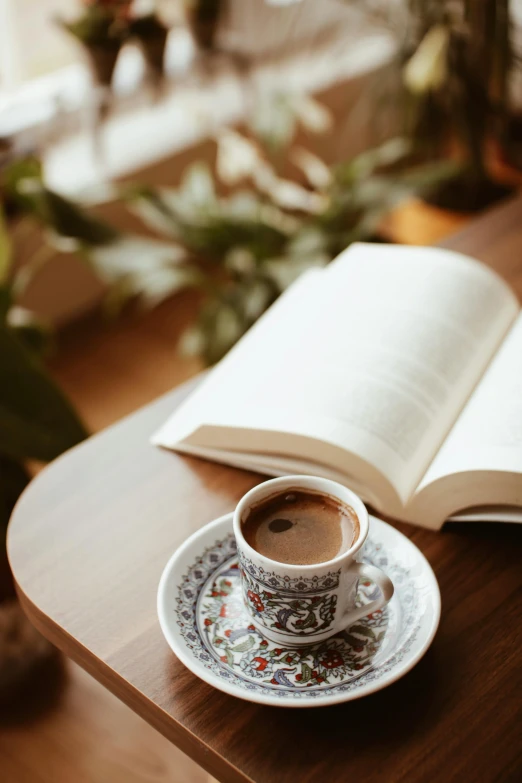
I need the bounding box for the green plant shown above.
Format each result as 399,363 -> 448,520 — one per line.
0,206 -> 86,542
57,1 -> 130,47
125,123 -> 457,364
353,0 -> 519,208
185,0 -> 225,52
57,1 -> 132,86
404,0 -> 518,206
0,157 -> 189,537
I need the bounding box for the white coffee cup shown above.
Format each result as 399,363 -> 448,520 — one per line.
233,475 -> 394,646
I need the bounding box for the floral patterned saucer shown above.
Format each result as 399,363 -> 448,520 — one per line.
157,513 -> 440,708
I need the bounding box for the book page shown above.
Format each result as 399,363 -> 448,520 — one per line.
154,244 -> 518,507
414,313 -> 522,513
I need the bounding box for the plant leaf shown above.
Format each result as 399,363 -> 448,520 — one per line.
42,190 -> 119,246
86,236 -> 197,309
230,636 -> 255,653
349,625 -> 376,639
0,323 -> 87,462
0,455 -> 30,529
2,156 -> 44,214
6,307 -> 52,357
3,157 -> 119,245
127,189 -> 181,239
249,92 -> 297,151
178,162 -> 216,211
300,662 -> 313,683
0,206 -> 12,285
0,288 -> 11,323
335,138 -> 411,184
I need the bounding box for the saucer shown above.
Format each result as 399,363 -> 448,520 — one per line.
157,514 -> 440,708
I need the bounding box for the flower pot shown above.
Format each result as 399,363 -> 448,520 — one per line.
499,114 -> 522,170
139,30 -> 169,81
423,173 -> 514,213
188,0 -> 223,52
85,43 -> 122,88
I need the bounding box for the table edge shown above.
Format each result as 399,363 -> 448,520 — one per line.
14,577 -> 254,783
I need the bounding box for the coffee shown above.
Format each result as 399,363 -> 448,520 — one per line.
241,489 -> 359,565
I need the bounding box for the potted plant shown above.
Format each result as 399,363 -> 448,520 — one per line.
399,0 -> 520,211
57,0 -> 131,88
0,196 -> 87,702
124,103 -> 457,363
0,156 -> 192,700
129,6 -> 170,83
186,0 -> 225,54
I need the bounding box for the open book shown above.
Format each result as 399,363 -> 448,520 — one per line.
153,243 -> 522,530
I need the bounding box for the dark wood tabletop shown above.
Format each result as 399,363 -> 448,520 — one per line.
8,196 -> 522,783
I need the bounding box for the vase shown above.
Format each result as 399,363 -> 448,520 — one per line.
139,30 -> 169,82
188,0 -> 224,53
84,43 -> 122,89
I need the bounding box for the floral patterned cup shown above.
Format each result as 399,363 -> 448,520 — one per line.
233,476 -> 394,647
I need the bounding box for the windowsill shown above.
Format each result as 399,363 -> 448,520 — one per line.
43,30 -> 395,196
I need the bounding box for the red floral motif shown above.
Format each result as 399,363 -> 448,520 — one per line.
318,649 -> 344,669
197,550 -> 391,695
219,601 -> 243,619
247,590 -> 264,612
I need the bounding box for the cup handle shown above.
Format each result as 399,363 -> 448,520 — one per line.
338,562 -> 394,632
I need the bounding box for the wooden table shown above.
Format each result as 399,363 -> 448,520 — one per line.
8,197 -> 522,783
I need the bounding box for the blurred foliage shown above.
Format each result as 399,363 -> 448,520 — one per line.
401,0 -> 516,204
57,2 -> 130,49
0,156 -> 190,530
185,0 -> 224,52
342,0 -> 520,207
0,203 -> 86,533
125,126 -> 458,364
57,1 -> 169,85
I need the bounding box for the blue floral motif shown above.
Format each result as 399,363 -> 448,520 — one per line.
240,567 -> 338,636
237,548 -> 341,593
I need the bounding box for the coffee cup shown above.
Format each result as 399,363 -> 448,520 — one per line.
233,475 -> 394,646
